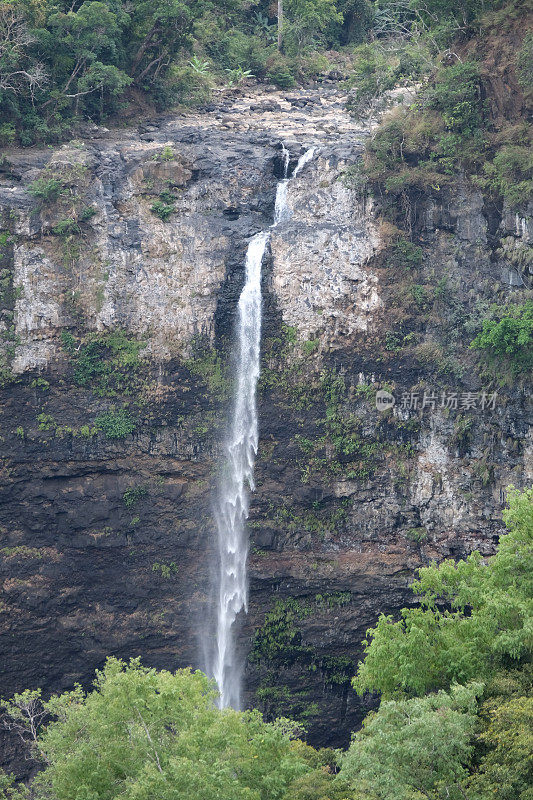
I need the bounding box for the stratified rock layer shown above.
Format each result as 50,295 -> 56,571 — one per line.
0,85 -> 531,773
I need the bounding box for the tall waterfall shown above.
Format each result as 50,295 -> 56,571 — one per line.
210,146 -> 316,709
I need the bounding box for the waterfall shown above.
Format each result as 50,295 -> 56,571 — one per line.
210,146 -> 316,710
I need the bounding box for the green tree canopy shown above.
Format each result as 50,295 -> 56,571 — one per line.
338,682 -> 483,800
1,658 -> 313,800
354,485 -> 533,698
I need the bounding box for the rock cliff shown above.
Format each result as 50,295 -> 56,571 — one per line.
0,84 -> 531,771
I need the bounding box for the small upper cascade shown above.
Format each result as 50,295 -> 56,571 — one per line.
209,145 -> 316,710
274,146 -> 315,226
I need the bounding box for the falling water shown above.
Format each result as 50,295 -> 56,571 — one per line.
211,146 -> 316,710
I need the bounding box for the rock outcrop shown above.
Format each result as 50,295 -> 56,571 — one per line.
0,85 -> 531,773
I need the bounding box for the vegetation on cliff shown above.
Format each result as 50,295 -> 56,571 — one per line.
1,486 -> 531,799
2,0 -> 528,146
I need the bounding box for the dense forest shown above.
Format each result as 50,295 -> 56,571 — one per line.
1,486 -> 531,799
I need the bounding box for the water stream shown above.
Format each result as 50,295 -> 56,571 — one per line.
210,146 -> 316,709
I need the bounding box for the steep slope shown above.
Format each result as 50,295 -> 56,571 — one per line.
0,81 -> 531,774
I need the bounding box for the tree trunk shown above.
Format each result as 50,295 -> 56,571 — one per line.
277,0 -> 283,50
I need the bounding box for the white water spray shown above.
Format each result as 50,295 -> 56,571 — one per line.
210,146 -> 315,709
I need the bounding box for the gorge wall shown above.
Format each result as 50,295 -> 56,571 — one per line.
0,84 -> 531,772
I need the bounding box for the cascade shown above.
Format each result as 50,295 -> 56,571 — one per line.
210,146 -> 315,709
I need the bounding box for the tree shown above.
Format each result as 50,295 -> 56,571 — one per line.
0,3 -> 47,99
0,770 -> 28,800
282,0 -> 342,54
353,486 -> 533,698
125,0 -> 193,87
1,658 -> 312,800
36,1 -> 130,118
468,693 -> 533,800
338,683 -> 482,800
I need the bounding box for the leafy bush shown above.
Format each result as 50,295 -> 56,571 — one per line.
150,200 -> 175,221
265,53 -> 296,88
94,407 -> 135,439
152,561 -> 179,578
480,145 -> 533,207
346,43 -> 397,116
425,62 -> 483,136
470,301 -> 533,375
51,218 -> 81,237
363,59 -> 489,226
27,177 -> 65,203
516,30 -> 533,96
123,485 -> 148,508
468,692 -> 533,799
389,237 -> 423,269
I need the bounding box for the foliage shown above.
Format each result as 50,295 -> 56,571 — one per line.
388,237 -> 423,269
339,683 -> 482,800
479,144 -> 533,207
405,526 -> 427,543
123,485 -> 148,508
468,692 -> 533,799
184,343 -> 230,400
470,301 -> 533,376
152,561 -> 179,578
150,200 -> 175,221
61,329 -> 145,397
94,407 -> 136,439
282,0 -> 342,56
354,486 -> 533,698
282,768 -> 350,800
0,770 -> 28,800
51,218 -> 81,237
265,53 -> 296,88
2,658 -> 312,800
251,599 -> 314,667
346,43 -> 397,116
27,177 -> 65,203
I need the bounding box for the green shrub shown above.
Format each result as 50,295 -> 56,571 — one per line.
516,31 -> 533,95
470,301 -> 533,375
480,145 -> 533,207
265,53 -> 296,88
123,485 -> 148,508
204,27 -> 270,74
27,177 -> 65,203
389,238 -> 423,269
166,63 -> 213,107
152,561 -> 179,578
51,218 -> 81,237
158,189 -> 177,204
150,200 -> 174,221
406,527 -> 427,543
159,146 -> 174,161
95,408 -> 136,439
346,44 -> 397,116
0,123 -> 16,145
79,205 -> 97,222
425,61 -> 483,135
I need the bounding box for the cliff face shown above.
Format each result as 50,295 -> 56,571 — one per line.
0,85 -> 531,770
